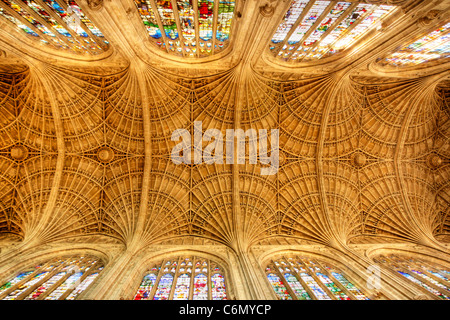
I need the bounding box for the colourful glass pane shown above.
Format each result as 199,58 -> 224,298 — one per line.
284,273 -> 311,300
0,272 -> 33,295
334,5 -> 394,50
177,0 -> 195,41
153,273 -> 173,300
216,0 -> 234,42
193,273 -> 208,300
267,273 -> 292,300
173,274 -> 190,300
3,272 -> 49,300
65,272 -> 100,300
383,22 -> 450,66
2,0 -> 55,36
45,272 -> 82,300
331,272 -> 369,300
299,272 -> 331,300
135,0 -> 162,39
302,2 -> 351,47
398,271 -> 449,300
315,272 -> 349,300
320,3 -> 372,47
287,1 -> 329,45
134,273 -> 157,300
155,0 -> 178,40
429,270 -> 450,282
25,272 -> 67,300
211,273 -> 227,300
198,0 -> 213,41
271,0 -> 308,43
411,270 -> 450,292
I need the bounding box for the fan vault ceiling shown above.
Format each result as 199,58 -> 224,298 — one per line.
0,0 -> 449,263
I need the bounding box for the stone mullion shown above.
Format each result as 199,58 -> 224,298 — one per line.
292,267 -> 318,301
403,258 -> 450,289
382,256 -> 440,299
418,269 -> 450,292
207,259 -> 212,300
298,258 -> 337,300
415,260 -> 450,288
188,257 -> 195,300
297,2 -> 358,61
287,1 -> 337,61
58,260 -> 102,300
274,260 -> 298,300
192,0 -> 200,58
148,260 -> 167,300
390,260 -> 450,298
211,0 -> 219,54
148,0 -> 171,54
37,270 -> 73,300
168,256 -> 182,300
147,260 -> 166,300
170,0 -> 187,57
312,258 -> 357,300
395,265 -> 447,299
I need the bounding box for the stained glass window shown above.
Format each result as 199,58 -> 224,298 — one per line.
193,273 -> 208,299
134,0 -> 235,57
0,0 -> 109,55
379,22 -> 450,67
133,256 -> 228,300
269,0 -> 396,62
266,256 -> 370,300
266,271 -> 292,300
375,254 -> 450,300
0,255 -> 104,300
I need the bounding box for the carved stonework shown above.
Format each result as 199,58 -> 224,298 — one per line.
87,0 -> 104,11
353,151 -> 367,168
427,154 -> 443,169
10,145 -> 28,161
417,10 -> 443,27
259,3 -> 275,18
97,146 -> 115,163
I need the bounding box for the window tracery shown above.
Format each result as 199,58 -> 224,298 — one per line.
265,256 -> 369,300
269,0 -> 396,62
0,0 -> 109,55
134,256 -> 227,300
0,255 -> 104,300
374,254 -> 450,300
378,22 -> 450,67
134,0 -> 235,57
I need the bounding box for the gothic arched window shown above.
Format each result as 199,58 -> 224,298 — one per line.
0,255 -> 104,300
269,0 -> 396,62
265,256 -> 369,300
134,0 -> 236,58
375,254 -> 450,300
0,0 -> 109,55
377,22 -> 450,67
134,256 -> 228,300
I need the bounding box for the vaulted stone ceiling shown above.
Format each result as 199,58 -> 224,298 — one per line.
0,0 -> 448,257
